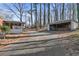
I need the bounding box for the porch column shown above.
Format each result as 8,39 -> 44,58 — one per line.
9,22 -> 11,29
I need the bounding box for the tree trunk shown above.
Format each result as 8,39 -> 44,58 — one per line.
31,3 -> 33,28
62,3 -> 65,20
34,3 -> 38,30
3,32 -> 6,39
19,3 -> 24,32
40,4 -> 42,28
48,3 -> 50,24
43,3 -> 46,26
54,3 -> 58,21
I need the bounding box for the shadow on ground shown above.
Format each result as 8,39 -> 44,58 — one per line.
0,36 -> 70,56
13,46 -> 66,56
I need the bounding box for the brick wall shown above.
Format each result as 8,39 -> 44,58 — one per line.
0,18 -> 3,32
0,18 -> 3,26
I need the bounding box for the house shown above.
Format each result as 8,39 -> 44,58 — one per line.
48,20 -> 78,31
0,18 -> 25,33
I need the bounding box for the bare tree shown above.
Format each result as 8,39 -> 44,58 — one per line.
4,3 -> 25,22
12,3 -> 24,22
3,4 -> 19,19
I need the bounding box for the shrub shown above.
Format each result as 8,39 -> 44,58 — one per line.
0,25 -> 10,39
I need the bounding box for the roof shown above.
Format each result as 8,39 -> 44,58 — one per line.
3,20 -> 25,24
0,18 -> 25,24
50,20 -> 78,25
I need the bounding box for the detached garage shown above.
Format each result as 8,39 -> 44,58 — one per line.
48,20 -> 78,31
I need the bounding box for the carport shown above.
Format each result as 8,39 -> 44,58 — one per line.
49,20 -> 78,31
50,22 -> 71,31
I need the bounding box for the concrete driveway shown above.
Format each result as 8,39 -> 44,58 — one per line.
0,31 -> 72,56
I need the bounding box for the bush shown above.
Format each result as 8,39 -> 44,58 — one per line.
0,25 -> 10,33
0,25 -> 10,39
